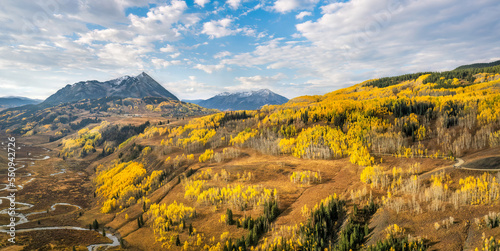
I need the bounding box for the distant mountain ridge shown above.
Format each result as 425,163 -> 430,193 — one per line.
455,60 -> 500,70
0,96 -> 42,109
193,89 -> 289,111
181,99 -> 203,105
43,72 -> 178,105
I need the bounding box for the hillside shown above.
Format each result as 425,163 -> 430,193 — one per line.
0,96 -> 217,140
455,59 -> 500,70
196,89 -> 289,111
43,72 -> 178,105
0,96 -> 42,110
1,63 -> 500,250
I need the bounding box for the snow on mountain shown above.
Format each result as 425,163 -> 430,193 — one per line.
43,72 -> 178,105
196,89 -> 288,111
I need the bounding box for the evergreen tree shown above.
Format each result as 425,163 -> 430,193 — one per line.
226,208 -> 234,225
176,235 -> 181,246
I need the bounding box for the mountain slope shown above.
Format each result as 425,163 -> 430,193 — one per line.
43,72 -> 178,105
0,96 -> 42,109
197,89 -> 288,111
87,62 -> 500,251
455,59 -> 500,70
6,59 -> 500,251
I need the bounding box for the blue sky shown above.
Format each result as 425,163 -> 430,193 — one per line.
1,0 -> 499,100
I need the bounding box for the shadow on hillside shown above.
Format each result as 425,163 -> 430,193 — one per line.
463,157 -> 500,170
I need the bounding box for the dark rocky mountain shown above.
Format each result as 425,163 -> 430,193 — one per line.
0,96 -> 42,109
196,89 -> 288,111
43,72 -> 178,105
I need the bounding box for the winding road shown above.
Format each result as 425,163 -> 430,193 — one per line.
0,149 -> 120,250
419,157 -> 464,179
0,226 -> 120,251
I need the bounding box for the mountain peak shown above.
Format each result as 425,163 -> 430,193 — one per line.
198,89 -> 288,111
218,89 -> 273,97
255,89 -> 272,95
138,72 -> 149,78
43,73 -> 178,105
216,92 -> 232,97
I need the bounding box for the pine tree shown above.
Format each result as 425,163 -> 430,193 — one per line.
176,235 -> 181,246
226,208 -> 234,225
271,202 -> 279,220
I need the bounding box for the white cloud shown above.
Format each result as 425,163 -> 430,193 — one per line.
66,0 -> 150,27
164,77 -> 222,99
273,0 -> 319,13
76,28 -> 134,44
223,0 -> 500,94
201,18 -> 259,39
236,73 -> 287,84
320,2 -> 345,14
228,73 -> 287,91
97,43 -> 150,69
194,63 -> 226,73
227,0 -> 242,9
214,51 -> 232,59
151,58 -> 182,68
1,0 -> 500,100
70,0 -> 193,70
195,0 -> 210,8
0,1 -> 195,81
159,44 -> 182,59
170,52 -> 181,58
201,18 -> 238,39
160,44 -> 176,53
184,42 -> 209,50
240,2 -> 263,16
129,0 -> 188,36
296,11 -> 312,20
242,27 -> 257,37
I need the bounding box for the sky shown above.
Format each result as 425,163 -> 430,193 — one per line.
0,0 -> 499,100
